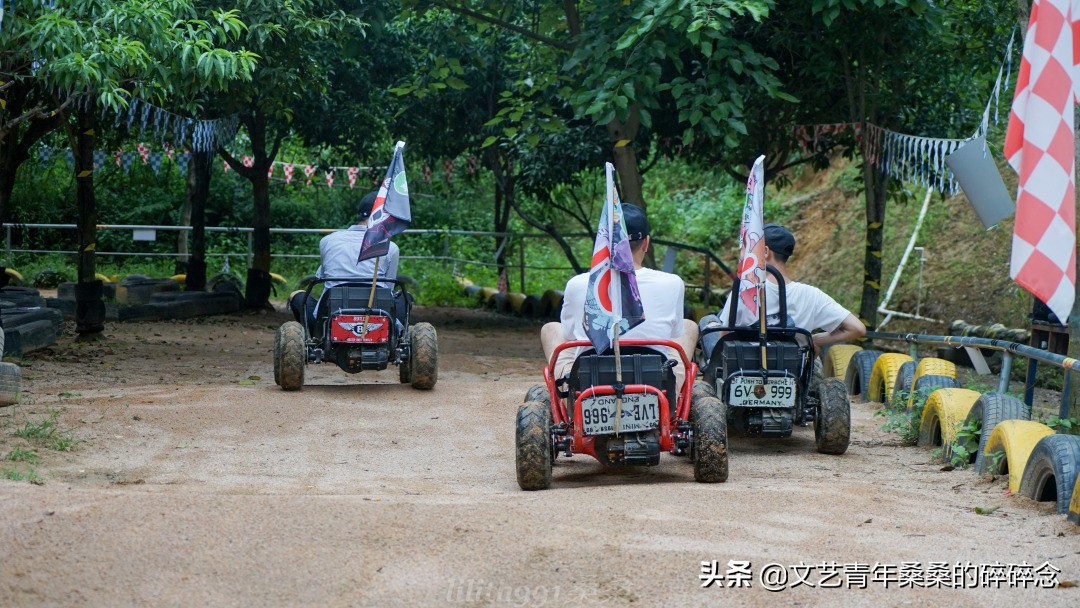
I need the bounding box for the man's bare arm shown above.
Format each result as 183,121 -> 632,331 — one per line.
811,313 -> 866,351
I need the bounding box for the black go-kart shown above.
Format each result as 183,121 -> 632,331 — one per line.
274,277 -> 437,391
697,265 -> 849,454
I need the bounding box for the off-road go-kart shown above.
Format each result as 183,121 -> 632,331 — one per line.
274,277 -> 437,391
697,265 -> 849,454
515,338 -> 729,490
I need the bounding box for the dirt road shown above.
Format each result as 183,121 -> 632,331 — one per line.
1,306 -> 1077,607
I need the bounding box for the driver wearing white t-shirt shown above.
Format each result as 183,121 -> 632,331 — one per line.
540,204 -> 699,391
699,223 -> 865,360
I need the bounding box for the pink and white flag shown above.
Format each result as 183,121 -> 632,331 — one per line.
1005,0 -> 1078,323
325,170 -> 335,188
348,167 -> 359,188
735,155 -> 767,326
304,164 -> 316,185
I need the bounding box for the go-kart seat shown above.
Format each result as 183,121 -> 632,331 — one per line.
568,346 -> 678,421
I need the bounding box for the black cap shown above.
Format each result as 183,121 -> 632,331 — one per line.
622,204 -> 650,241
763,223 -> 795,257
357,191 -> 378,222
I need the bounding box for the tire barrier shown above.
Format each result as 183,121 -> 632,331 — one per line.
4,268 -> 24,285
868,353 -> 913,403
506,293 -> 527,313
893,360 -> 915,396
983,420 -> 1055,493
906,374 -> 960,410
462,285 -> 482,298
916,388 -> 981,456
476,286 -> 498,305
844,349 -> 882,401
823,344 -> 862,378
949,319 -> 1031,344
961,392 -> 1031,473
1019,434 -> 1080,514
485,292 -> 509,313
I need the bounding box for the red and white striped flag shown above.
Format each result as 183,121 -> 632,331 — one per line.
1005,0 -> 1078,323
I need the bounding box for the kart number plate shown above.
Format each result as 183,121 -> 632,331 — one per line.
330,314 -> 390,344
728,376 -> 797,408
580,393 -> 660,436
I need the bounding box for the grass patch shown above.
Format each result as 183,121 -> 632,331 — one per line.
2,466 -> 39,482
10,409 -> 78,452
4,447 -> 40,463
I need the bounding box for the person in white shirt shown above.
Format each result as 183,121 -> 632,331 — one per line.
699,223 -> 865,361
540,204 -> 699,391
287,191 -> 400,325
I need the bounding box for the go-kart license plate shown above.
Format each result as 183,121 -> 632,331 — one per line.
580,393 -> 660,436
330,314 -> 390,344
728,376 -> 797,407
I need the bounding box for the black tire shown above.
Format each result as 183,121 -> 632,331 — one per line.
524,383 -> 550,406
893,361 -> 915,397
0,362 -> 21,406
844,349 -> 882,401
276,321 -> 305,391
963,392 -> 1030,473
409,322 -> 438,390
516,401 -> 553,490
814,377 -> 850,455
692,396 -> 729,483
908,374 -> 961,410
692,379 -> 716,403
1019,434 -> 1080,514
520,295 -> 542,318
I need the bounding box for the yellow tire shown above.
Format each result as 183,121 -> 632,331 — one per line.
541,289 -> 564,318
169,273 -> 186,283
984,420 -> 1055,492
689,306 -> 712,323
456,277 -> 474,288
507,292 -> 527,313
269,272 -> 287,285
917,388 -> 981,457
912,357 -> 956,387
4,268 -> 23,281
477,286 -> 498,304
868,353 -> 913,403
824,344 -> 862,379
97,273 -> 116,283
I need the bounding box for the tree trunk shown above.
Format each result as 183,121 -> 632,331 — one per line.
186,150 -> 213,291
605,112 -> 644,208
73,105 -> 105,334
222,110 -> 276,309
858,160 -> 888,331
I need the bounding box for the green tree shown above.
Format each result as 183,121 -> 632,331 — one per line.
208,0 -> 365,308
3,1 -> 256,332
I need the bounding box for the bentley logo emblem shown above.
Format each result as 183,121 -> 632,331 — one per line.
337,321 -> 384,336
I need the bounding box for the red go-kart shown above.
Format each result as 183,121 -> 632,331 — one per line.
515,338 -> 728,490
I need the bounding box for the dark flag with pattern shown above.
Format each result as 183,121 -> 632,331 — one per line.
357,141 -> 412,262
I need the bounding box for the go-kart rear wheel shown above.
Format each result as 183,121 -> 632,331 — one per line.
276,321 -> 305,391
516,400 -> 552,490
814,377 -> 850,454
524,384 -> 551,410
409,322 -> 438,390
692,396 -> 729,483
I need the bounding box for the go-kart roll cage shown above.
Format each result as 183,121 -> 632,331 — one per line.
298,276 -> 412,348
542,338 -> 698,454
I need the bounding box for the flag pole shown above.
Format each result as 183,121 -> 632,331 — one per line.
360,257 -> 380,339
614,322 -> 623,436
758,274 -> 768,384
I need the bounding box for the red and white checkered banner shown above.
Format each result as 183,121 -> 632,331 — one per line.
242,155 -> 254,168
347,166 -> 359,188
325,170 -> 334,188
283,163 -> 294,184
304,164 -> 316,185
137,143 -> 150,164
1005,0 -> 1077,323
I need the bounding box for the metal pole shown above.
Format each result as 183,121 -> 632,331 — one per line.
5,225 -> 10,266
247,232 -> 254,269
998,351 -> 1013,394
518,235 -> 525,293
915,247 -> 926,318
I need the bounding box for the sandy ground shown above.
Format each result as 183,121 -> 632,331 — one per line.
0,305 -> 1078,607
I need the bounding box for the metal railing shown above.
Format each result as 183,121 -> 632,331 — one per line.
1,223 -> 734,300
866,330 -> 1077,420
